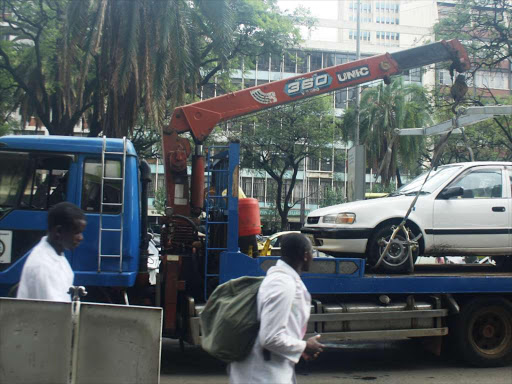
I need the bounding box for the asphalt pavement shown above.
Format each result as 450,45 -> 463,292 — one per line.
159,338 -> 512,384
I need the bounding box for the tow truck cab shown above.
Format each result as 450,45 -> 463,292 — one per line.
0,135 -> 143,295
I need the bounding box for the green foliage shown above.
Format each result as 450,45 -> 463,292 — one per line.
433,0 -> 512,163
0,0 -> 305,138
428,95 -> 512,164
369,183 -> 396,194
319,186 -> 345,208
235,95 -> 337,230
434,0 -> 511,71
341,78 -> 431,186
153,187 -> 167,216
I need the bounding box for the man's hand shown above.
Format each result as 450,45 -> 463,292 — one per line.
303,334 -> 324,360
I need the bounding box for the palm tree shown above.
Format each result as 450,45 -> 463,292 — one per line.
341,78 -> 431,187
1,0 -> 236,137
79,0 -> 237,137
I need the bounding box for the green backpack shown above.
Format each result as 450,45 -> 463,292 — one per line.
200,276 -> 264,362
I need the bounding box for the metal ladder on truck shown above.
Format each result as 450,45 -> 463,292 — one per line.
97,136 -> 127,273
203,142 -> 239,300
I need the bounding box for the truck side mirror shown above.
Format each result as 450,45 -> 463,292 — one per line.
438,186 -> 464,199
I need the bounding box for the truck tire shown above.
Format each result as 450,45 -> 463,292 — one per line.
453,297 -> 512,367
368,224 -> 418,273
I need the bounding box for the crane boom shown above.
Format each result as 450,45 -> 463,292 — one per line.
162,39 -> 470,217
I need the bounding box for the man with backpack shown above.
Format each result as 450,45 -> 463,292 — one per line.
228,232 -> 324,384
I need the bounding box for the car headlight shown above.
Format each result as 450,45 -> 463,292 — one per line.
322,213 -> 356,224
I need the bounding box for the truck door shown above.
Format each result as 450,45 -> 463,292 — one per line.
0,152 -> 74,282
432,166 -> 510,254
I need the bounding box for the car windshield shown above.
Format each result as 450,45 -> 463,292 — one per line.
391,165 -> 463,195
0,151 -> 30,216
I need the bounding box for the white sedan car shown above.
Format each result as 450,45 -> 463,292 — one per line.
302,162 -> 512,273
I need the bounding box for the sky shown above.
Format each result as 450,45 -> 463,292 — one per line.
277,0 -> 339,20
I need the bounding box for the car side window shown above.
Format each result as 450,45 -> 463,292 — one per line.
448,168 -> 502,199
81,159 -> 122,214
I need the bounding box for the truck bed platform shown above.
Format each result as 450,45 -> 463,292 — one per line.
220,252 -> 512,295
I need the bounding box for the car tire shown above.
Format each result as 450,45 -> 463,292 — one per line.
452,297 -> 512,367
367,224 -> 419,273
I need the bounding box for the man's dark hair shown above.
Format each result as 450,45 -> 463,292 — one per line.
281,233 -> 312,262
48,202 -> 85,230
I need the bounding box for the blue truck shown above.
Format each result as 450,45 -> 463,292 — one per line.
1,40 -> 511,367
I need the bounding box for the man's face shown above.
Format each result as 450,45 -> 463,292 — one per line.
60,219 -> 87,250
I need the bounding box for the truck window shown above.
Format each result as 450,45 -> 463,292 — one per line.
449,168 -> 503,199
20,155 -> 71,210
82,159 -> 122,214
0,151 -> 30,216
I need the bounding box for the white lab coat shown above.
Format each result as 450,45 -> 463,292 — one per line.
229,260 -> 311,384
17,236 -> 74,302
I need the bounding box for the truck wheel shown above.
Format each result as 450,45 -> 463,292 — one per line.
368,224 -> 418,273
453,297 -> 512,367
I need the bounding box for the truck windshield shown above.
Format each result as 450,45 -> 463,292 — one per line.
392,165 -> 463,195
0,152 -> 30,215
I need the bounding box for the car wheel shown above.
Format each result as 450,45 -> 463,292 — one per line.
368,224 -> 419,273
452,297 -> 512,367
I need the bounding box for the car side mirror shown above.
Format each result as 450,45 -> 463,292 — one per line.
438,186 -> 464,199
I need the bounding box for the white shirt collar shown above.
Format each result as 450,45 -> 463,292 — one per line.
275,259 -> 301,280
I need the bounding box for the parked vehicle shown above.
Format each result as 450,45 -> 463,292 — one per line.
302,162 -> 512,273
259,231 -> 299,256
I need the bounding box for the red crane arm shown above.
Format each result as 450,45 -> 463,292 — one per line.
164,39 -> 469,141
161,39 -> 469,217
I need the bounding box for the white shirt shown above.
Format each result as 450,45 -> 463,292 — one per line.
17,236 -> 74,302
229,260 -> 312,384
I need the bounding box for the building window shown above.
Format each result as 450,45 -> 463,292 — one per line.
334,149 -> 346,172
253,178 -> 265,202
349,30 -> 371,41
324,52 -> 335,68
307,178 -> 319,205
242,177 -> 252,197
266,178 -> 277,204
257,54 -> 269,72
403,68 -> 422,83
293,180 -> 304,202
475,70 -> 509,90
320,152 -> 333,172
308,155 -> 320,171
310,52 -> 322,71
297,51 -> 308,73
284,51 -> 296,73
271,53 -> 282,72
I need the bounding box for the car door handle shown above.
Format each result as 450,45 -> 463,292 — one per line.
492,206 -> 506,212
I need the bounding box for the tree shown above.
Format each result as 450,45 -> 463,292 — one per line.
0,0 -> 306,137
340,78 -> 431,187
434,0 -> 511,72
234,95 -> 336,230
0,68 -> 17,135
153,187 -> 166,216
424,95 -> 512,165
432,0 -> 512,163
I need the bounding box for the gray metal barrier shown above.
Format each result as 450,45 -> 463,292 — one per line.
0,298 -> 162,384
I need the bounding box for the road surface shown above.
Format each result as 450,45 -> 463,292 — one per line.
160,338 -> 511,384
